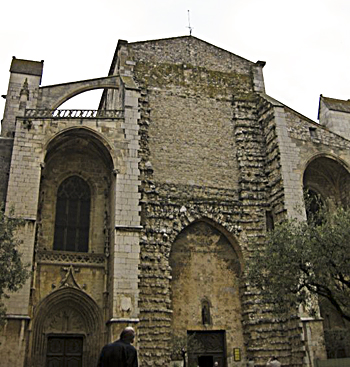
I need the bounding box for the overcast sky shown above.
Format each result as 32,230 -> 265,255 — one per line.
1,0 -> 349,121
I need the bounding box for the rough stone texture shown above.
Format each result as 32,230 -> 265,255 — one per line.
170,221 -> 243,366
126,37 -> 305,367
1,35 -> 350,367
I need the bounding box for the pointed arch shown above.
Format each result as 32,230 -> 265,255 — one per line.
43,126 -> 116,171
37,126 -> 116,254
171,217 -> 243,274
303,155 -> 350,207
169,219 -> 245,361
30,287 -> 104,367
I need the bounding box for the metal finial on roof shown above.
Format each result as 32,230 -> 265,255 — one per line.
187,10 -> 193,35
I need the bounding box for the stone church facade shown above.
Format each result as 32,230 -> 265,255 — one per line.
0,36 -> 349,366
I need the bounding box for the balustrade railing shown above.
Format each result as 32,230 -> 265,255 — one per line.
24,109 -> 124,119
36,249 -> 105,265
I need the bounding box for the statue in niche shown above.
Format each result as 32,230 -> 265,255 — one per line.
202,300 -> 211,325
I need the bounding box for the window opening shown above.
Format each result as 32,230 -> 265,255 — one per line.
265,210 -> 274,231
309,127 -> 317,138
54,176 -> 91,252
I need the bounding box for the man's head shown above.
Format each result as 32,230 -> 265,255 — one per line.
120,326 -> 135,343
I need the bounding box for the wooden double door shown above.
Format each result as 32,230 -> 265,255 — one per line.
46,335 -> 83,367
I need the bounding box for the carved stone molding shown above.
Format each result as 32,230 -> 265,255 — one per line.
36,250 -> 105,267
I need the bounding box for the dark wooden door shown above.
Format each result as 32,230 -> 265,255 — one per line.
188,331 -> 226,367
46,336 -> 83,367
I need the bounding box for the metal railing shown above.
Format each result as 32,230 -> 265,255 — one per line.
24,109 -> 124,119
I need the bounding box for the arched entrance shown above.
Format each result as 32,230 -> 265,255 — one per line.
169,219 -> 243,367
30,287 -> 103,367
37,127 -> 115,255
303,156 -> 350,208
303,156 -> 350,358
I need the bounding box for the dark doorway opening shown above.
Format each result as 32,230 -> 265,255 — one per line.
46,335 -> 83,367
198,355 -> 214,367
187,330 -> 226,367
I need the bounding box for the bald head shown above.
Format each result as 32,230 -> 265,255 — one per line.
120,326 -> 135,343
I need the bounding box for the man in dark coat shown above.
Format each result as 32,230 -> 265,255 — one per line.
97,326 -> 138,367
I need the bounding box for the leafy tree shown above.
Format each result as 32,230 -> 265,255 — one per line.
0,209 -> 29,323
248,202 -> 350,321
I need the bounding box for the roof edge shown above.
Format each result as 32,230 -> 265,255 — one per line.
128,35 -> 256,65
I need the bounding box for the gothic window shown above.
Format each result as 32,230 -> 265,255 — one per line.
53,176 -> 91,252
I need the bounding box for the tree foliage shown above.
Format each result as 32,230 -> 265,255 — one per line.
248,202 -> 350,321
0,209 -> 29,322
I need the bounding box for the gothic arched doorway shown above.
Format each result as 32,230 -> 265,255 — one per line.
29,287 -> 103,367
169,219 -> 243,367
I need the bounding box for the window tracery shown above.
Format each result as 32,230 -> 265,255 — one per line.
54,176 -> 91,252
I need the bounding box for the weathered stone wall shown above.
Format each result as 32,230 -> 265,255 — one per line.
123,37 -> 306,366
257,96 -> 350,366
258,95 -> 350,220
233,96 -> 304,367
284,108 -> 350,164
4,36 -> 350,367
0,318 -> 29,367
2,61 -> 42,137
258,96 -> 285,222
130,37 -> 255,191
280,105 -> 350,219
127,38 -> 256,366
146,91 -> 239,188
130,37 -> 253,74
170,221 -> 244,367
33,264 -> 106,308
318,99 -> 350,141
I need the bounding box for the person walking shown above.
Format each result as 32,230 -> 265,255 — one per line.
97,326 -> 138,367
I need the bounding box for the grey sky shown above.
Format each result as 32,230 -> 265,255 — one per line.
1,0 -> 349,121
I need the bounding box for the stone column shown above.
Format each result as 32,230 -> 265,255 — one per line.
1,115 -> 43,366
108,80 -> 141,340
273,105 -> 306,220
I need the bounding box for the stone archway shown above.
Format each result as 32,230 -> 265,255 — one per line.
169,220 -> 243,367
29,287 -> 103,367
303,155 -> 350,358
303,156 -> 350,207
37,127 -> 115,255
38,75 -> 121,110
